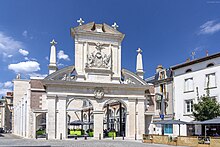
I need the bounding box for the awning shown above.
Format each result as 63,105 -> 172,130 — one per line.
199,117 -> 220,125
152,119 -> 188,125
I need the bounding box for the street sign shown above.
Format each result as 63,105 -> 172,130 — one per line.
160,114 -> 164,119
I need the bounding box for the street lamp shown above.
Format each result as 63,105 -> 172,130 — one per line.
155,93 -> 164,135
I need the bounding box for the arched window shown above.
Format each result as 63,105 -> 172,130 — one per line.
207,63 -> 214,68
185,69 -> 192,73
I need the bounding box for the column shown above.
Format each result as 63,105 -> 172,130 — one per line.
93,110 -> 104,139
107,104 -> 110,130
56,95 -> 67,139
137,98 -> 145,139
47,95 -> 57,139
88,109 -> 91,129
126,98 -> 136,138
33,113 -> 36,138
119,103 -> 122,136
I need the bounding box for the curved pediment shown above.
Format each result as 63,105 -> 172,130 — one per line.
44,66 -> 77,81
121,69 -> 148,86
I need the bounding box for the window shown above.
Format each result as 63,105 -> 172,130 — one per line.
184,78 -> 194,92
186,69 -> 192,73
205,73 -> 216,88
159,71 -> 166,80
207,63 -> 214,68
156,100 -> 161,110
185,100 -> 193,113
164,124 -> 173,134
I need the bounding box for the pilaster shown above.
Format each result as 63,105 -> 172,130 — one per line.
46,94 -> 57,139
137,98 -> 145,139
127,98 -> 136,138
93,110 -> 104,139
56,95 -> 67,139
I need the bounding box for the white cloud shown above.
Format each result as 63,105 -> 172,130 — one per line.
57,50 -> 70,61
57,63 -> 64,67
22,30 -> 33,39
24,57 -> 29,60
0,88 -> 12,96
29,73 -> 47,78
199,20 -> 220,35
0,81 -> 12,96
8,61 -> 40,73
8,54 -> 13,58
0,32 -> 23,55
22,30 -> 28,37
3,81 -> 13,88
19,49 -> 29,56
45,56 -> 49,60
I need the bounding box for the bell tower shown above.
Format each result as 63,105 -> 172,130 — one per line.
71,19 -> 125,83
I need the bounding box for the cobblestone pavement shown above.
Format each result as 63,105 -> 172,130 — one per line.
0,134 -> 186,147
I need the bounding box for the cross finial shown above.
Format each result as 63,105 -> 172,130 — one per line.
206,50 -> 209,56
50,39 -> 57,46
191,51 -> 196,60
137,48 -> 142,53
112,22 -> 119,30
77,18 -> 84,26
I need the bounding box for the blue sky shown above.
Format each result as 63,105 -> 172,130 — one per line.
1,0 -> 220,96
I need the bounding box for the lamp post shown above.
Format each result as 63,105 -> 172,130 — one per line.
155,93 -> 164,135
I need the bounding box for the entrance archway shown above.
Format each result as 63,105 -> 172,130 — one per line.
36,113 -> 46,138
66,98 -> 94,137
103,99 -> 127,137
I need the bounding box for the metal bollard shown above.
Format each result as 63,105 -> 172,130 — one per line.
36,133 -> 38,139
135,134 -> 137,140
122,133 -> 124,140
84,135 -> 87,140
112,134 -> 114,140
99,133 -> 101,140
46,133 -> 48,140
60,133 -> 62,140
75,135 -> 77,140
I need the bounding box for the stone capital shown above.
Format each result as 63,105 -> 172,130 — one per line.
47,94 -> 57,99
57,94 -> 67,100
93,110 -> 104,114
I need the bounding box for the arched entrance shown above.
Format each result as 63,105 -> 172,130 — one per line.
66,98 -> 94,137
36,113 -> 46,138
103,99 -> 127,138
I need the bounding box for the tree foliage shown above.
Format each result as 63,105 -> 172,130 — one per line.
193,95 -> 220,121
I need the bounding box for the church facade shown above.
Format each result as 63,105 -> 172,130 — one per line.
13,21 -> 155,139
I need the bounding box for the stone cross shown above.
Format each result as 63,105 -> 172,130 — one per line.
50,39 -> 57,46
77,18 -> 84,26
206,50 -> 209,56
137,48 -> 142,53
191,51 -> 195,60
112,22 -> 119,30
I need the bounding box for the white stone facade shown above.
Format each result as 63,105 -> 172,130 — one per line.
12,21 -> 154,140
172,54 -> 220,136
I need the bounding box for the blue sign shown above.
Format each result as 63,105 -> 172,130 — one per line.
160,114 -> 164,119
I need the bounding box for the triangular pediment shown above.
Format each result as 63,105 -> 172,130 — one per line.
71,22 -> 123,35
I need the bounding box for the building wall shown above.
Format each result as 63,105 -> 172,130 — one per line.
173,57 -> 220,136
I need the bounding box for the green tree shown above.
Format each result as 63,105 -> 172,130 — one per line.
193,94 -> 220,121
